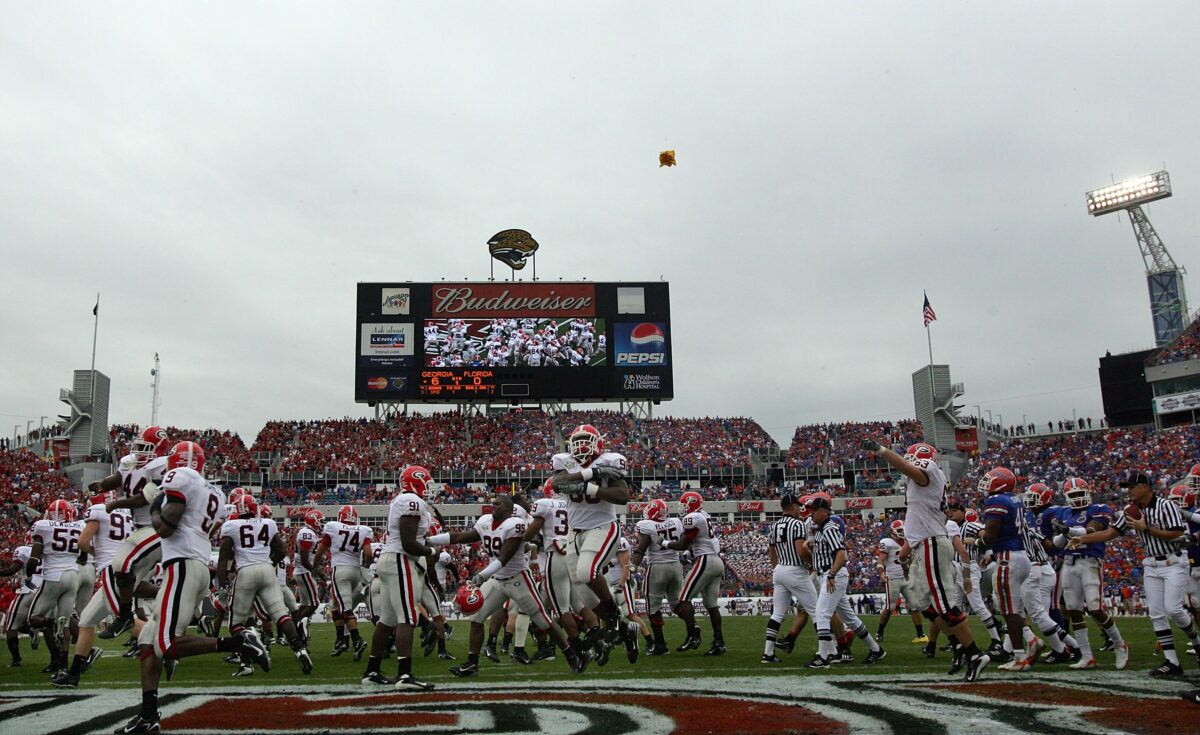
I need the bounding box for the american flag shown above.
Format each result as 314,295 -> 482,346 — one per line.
922,293 -> 937,327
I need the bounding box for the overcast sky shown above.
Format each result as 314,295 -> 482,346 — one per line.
3,3 -> 1198,447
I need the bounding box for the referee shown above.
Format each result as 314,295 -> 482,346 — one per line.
1072,470 -> 1200,677
761,494 -> 816,663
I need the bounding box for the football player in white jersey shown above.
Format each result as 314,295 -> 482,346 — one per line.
51,492 -> 132,687
27,498 -> 85,674
523,479 -> 601,660
94,426 -> 172,639
603,534 -> 652,660
314,505 -> 373,659
549,424 -> 635,661
433,494 -> 588,677
117,442 -> 269,735
873,520 -> 926,644
291,509 -> 324,641
360,465 -> 437,691
217,494 -> 313,676
667,491 -> 727,655
3,540 -> 40,667
631,498 -> 685,655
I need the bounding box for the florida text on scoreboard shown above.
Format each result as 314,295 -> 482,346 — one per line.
355,282 -> 673,403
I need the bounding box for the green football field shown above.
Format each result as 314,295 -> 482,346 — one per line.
0,614 -> 1186,690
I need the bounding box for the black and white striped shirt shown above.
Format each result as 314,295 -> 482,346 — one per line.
959,520 -> 985,563
768,516 -> 806,568
1022,520 -> 1050,564
1111,496 -> 1186,558
810,521 -> 845,575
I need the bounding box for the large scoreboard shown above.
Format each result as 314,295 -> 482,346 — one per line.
355,281 -> 673,404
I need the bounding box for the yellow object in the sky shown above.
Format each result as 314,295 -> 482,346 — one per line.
658,150 -> 676,167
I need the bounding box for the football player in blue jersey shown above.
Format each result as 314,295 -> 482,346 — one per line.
1049,477 -> 1129,669
979,467 -> 1037,671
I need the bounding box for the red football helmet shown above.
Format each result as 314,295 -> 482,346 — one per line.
304,509 -> 324,531
455,584 -> 485,614
964,509 -> 979,524
228,487 -> 250,503
132,426 -> 171,467
337,504 -> 359,525
1024,483 -> 1054,510
977,467 -> 1016,495
1063,477 -> 1091,510
1187,463 -> 1200,492
542,477 -> 556,499
568,424 -> 604,465
904,442 -> 938,464
680,491 -> 703,514
644,499 -> 668,522
889,519 -> 905,540
46,498 -> 77,523
233,494 -> 258,519
428,519 -> 442,536
166,441 -> 205,472
259,503 -> 272,519
797,494 -> 813,519
401,465 -> 433,498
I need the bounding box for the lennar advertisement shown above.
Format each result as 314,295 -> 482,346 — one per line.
361,323 -> 414,368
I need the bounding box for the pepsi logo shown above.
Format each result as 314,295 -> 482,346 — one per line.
629,323 -> 666,353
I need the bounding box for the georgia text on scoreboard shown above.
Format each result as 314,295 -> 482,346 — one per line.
355,282 -> 673,403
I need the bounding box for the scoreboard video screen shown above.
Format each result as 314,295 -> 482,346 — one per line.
355,282 -> 673,403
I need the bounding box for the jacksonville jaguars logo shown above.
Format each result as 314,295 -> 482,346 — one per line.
487,229 -> 539,270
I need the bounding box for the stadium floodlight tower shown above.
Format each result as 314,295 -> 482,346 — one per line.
1086,170 -> 1189,346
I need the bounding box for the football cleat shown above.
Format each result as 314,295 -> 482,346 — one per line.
704,641 -> 727,657
223,653 -> 241,665
232,664 -> 255,677
837,649 -> 854,664
114,714 -> 160,733
568,646 -> 592,674
51,671 -> 80,688
676,629 -> 702,652
940,643 -> 955,652
774,636 -> 794,654
534,644 -> 556,661
121,646 -> 140,658
964,653 -> 991,682
164,658 -> 177,682
864,648 -> 887,665
482,643 -> 500,663
83,646 -> 104,672
989,649 -> 1013,665
450,661 -> 479,677
437,651 -> 456,660
330,640 -> 349,657
761,653 -> 784,663
1098,638 -> 1116,652
1040,649 -> 1073,665
1114,640 -> 1130,670
295,648 -> 313,675
911,635 -> 929,644
805,654 -> 830,669
985,642 -> 1007,660
645,643 -> 669,656
922,643 -> 936,659
197,616 -> 215,638
241,630 -> 271,673
1068,656 -> 1097,670
361,671 -> 394,686
1181,689 -> 1200,705
1149,661 -> 1183,678
622,623 -> 640,663
511,647 -> 532,664
352,639 -> 367,662
99,615 -> 134,640
7,660 -> 22,667
41,661 -> 59,674
396,673 -> 435,691
422,635 -> 437,657
594,637 -> 612,667
947,648 -> 965,675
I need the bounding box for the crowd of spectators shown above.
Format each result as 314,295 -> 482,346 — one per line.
787,420 -> 923,470
1,449 -> 79,592
1146,314 -> 1200,366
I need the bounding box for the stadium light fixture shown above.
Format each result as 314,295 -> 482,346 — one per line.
1086,170 -> 1171,216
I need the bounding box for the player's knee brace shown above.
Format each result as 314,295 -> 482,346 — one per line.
922,607 -> 939,622
943,607 -> 967,626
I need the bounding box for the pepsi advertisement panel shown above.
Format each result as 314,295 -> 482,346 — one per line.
355,281 -> 671,403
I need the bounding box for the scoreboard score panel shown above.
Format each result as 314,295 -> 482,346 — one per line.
355,282 -> 673,404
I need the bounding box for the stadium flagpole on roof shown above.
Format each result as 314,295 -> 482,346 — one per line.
90,293 -> 100,412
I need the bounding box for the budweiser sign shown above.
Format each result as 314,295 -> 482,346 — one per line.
432,283 -> 594,317
844,498 -> 873,510
737,501 -> 765,512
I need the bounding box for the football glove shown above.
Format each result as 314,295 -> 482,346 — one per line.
861,439 -> 882,453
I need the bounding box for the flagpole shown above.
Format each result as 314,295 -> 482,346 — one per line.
90,293 -> 100,460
